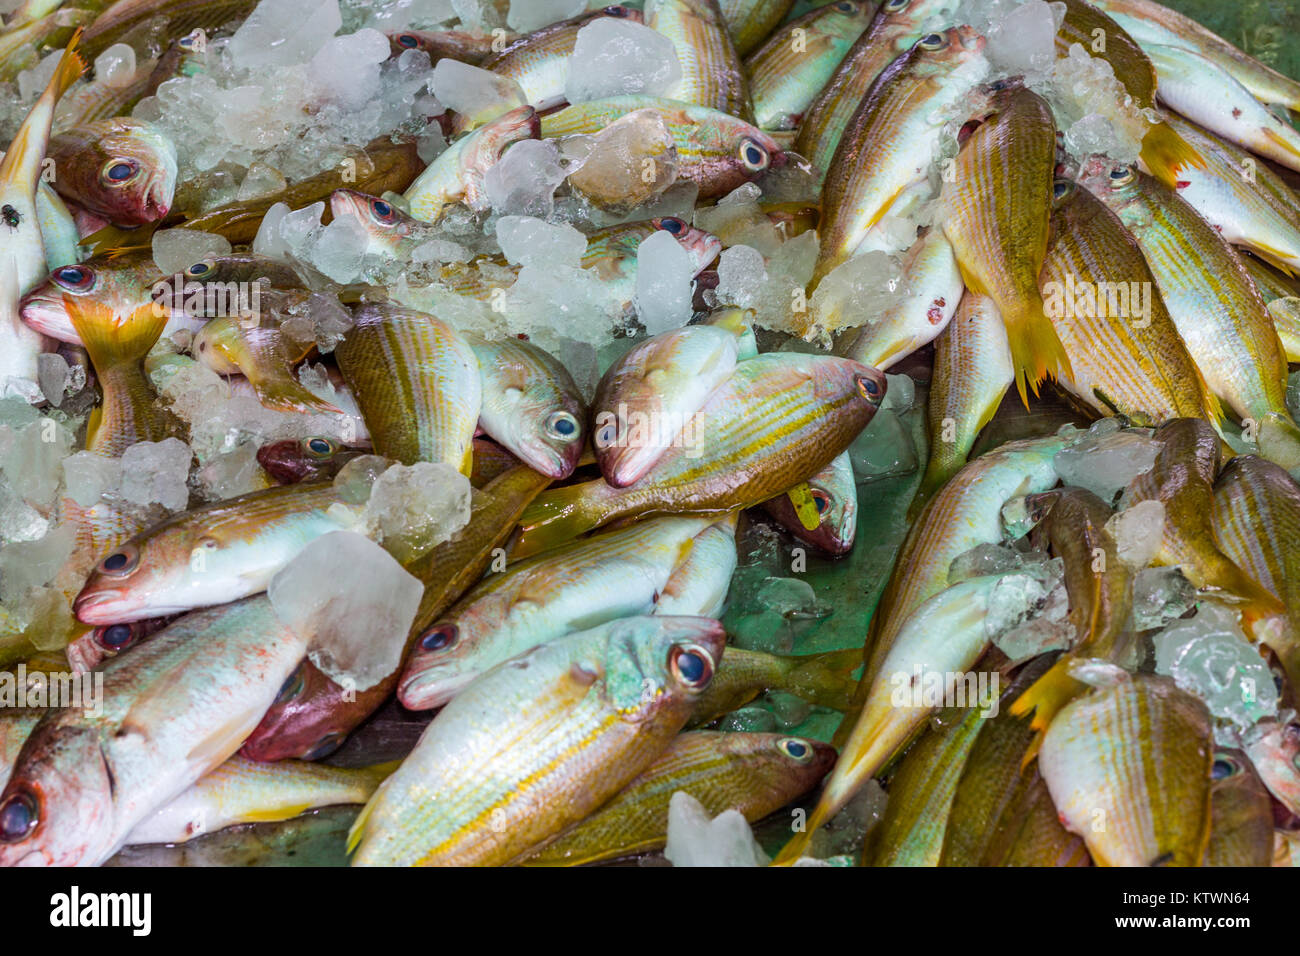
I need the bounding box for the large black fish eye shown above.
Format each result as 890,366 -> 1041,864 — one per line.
103,159 -> 139,184
1211,754 -> 1240,780
603,5 -> 631,15
396,33 -> 419,48
0,792 -> 38,842
1109,166 -> 1135,186
918,32 -> 947,51
777,737 -> 812,761
885,0 -> 909,11
670,644 -> 714,688
52,264 -> 94,291
738,138 -> 769,172
98,544 -> 139,577
546,411 -> 579,440
1053,180 -> 1072,200
305,436 -> 335,457
656,217 -> 684,236
420,624 -> 457,652
96,623 -> 135,649
812,490 -> 831,514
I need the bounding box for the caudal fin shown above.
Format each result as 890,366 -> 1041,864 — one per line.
510,479 -> 610,560
248,371 -> 343,415
62,296 -> 165,370
0,30 -> 83,189
785,647 -> 862,712
1008,657 -> 1086,766
1002,296 -> 1072,408
1139,122 -> 1206,189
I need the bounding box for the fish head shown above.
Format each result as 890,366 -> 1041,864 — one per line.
397,608 -> 496,710
909,24 -> 989,71
60,119 -> 177,226
64,618 -> 166,672
19,256 -> 167,344
650,216 -> 722,275
72,522 -> 228,625
1002,490 -> 1058,541
257,436 -> 364,484
834,359 -> 887,412
1076,155 -> 1144,214
500,383 -> 586,480
770,734 -> 838,784
329,188 -> 418,255
191,316 -> 243,375
0,724 -> 115,867
1244,717 -> 1300,816
601,615 -> 726,724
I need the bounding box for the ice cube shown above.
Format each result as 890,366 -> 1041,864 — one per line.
308,215 -> 370,283
268,530 -> 423,691
1131,566 -> 1197,630
730,609 -> 794,654
62,451 -> 123,508
360,461 -> 471,563
483,139 -> 567,219
718,706 -> 779,733
0,522 -> 75,602
633,228 -> 694,334
16,52 -> 59,102
948,542 -> 1029,583
152,229 -> 233,276
848,409 -> 917,481
94,44 -> 138,90
36,353 -> 69,407
118,438 -> 193,512
508,0 -> 584,33
1153,601 -> 1278,729
229,0 -> 344,69
333,454 -> 390,504
809,249 -> 908,336
564,110 -> 679,212
756,576 -> 827,620
252,202 -> 293,259
236,162 -> 288,202
495,215 -> 586,269
565,17 -> 682,104
432,59 -> 526,127
714,245 -> 768,310
1053,423 -> 1160,502
1105,499 -> 1164,569
984,0 -> 1063,80
663,791 -> 768,867
309,29 -> 391,110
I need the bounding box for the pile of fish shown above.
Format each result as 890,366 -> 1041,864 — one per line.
0,0 -> 1299,867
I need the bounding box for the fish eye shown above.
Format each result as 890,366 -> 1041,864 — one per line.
918,32 -> 947,51
0,791 -> 38,843
777,737 -> 812,761
835,1 -> 857,11
396,33 -> 419,48
885,0 -> 908,10
739,138 -> 769,173
420,624 -> 457,652
669,643 -> 715,689
1109,166 -> 1134,186
1053,180 -> 1072,200
98,544 -> 139,577
304,436 -> 335,457
856,374 -> 882,402
1210,754 -> 1240,780
812,490 -> 831,514
303,732 -> 345,760
655,217 -> 685,236
369,198 -> 396,224
52,264 -> 94,291
603,5 -> 630,15
275,665 -> 305,704
187,260 -> 212,277
95,623 -> 135,650
102,159 -> 140,185
545,411 -> 579,441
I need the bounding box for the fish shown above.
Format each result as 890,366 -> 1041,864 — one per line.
256,436 -> 369,485
1007,488 -> 1137,750
402,106 -> 539,223
463,332 -> 585,480
179,252 -> 305,291
541,97 -> 784,200
837,228 -> 964,367
64,615 -> 174,673
1145,43 -> 1300,173
479,6 -> 643,114
1042,179 -> 1220,427
686,645 -> 860,727
654,513 -> 738,619
385,29 -> 505,64
20,253 -> 198,346
1122,418 -> 1285,623
938,83 -> 1070,403
0,32 -> 84,386
1204,748 -> 1274,867
79,0 -> 259,62
1241,254 -> 1300,361
773,572 -> 1008,864
911,292 -> 1012,517
46,117 -> 176,227
747,1 -> 875,132
851,435 -> 1065,719
1165,115 -> 1300,276
525,731 -> 834,866
398,515 -> 718,710
718,0 -> 795,56
939,655 -> 1090,866
810,27 -> 988,292
348,615 -> 725,866
512,353 -> 885,557
193,312 -> 342,415
862,703 -> 983,866
1243,718 -> 1300,817
71,480 -> 363,625
760,450 -> 858,555
1079,161 -> 1298,456
330,187 -> 470,261
645,0 -> 754,123
1092,0 -> 1300,112
0,595 -> 313,866
62,296 -> 182,457
333,303 -> 482,475
592,322 -> 743,487
1038,673 -> 1213,867
240,463 -> 552,762
1211,454 -> 1300,695
123,756 -> 395,846
794,0 -> 955,180
1054,0 -> 1202,189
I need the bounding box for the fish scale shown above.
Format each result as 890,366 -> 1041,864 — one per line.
647,0 -> 754,123
718,0 -> 793,55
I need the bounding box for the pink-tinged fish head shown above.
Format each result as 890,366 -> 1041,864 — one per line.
651,216 -> 721,274
1245,717 -> 1300,816
52,119 -> 177,226
257,436 -> 365,484
64,616 -> 177,673
0,724 -> 115,867
1075,155 -> 1144,212
329,188 -> 419,253
627,615 -> 727,720
19,256 -> 171,344
72,525 -> 215,625
397,605 -> 504,711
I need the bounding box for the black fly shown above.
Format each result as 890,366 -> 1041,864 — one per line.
1,205 -> 20,231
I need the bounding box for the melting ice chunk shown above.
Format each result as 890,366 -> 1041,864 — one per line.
483,139 -> 568,219
118,438 -> 193,512
565,17 -> 682,103
152,229 -> 233,277
508,0 -> 584,33
229,0 -> 344,69
495,215 -> 586,269
1053,422 -> 1160,502
664,791 -> 768,867
633,228 -> 694,334
269,530 -> 423,691
94,44 -> 138,90
309,29 -> 391,110
1131,566 -> 1197,630
62,451 -> 123,508
1105,499 -> 1165,569
432,59 -> 526,127
360,461 -> 472,563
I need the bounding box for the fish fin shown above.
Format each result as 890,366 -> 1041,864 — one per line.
1261,127 -> 1300,168
785,647 -> 863,711
84,403 -> 103,451
1008,658 -> 1086,765
510,480 -> 609,559
242,803 -> 316,824
1001,297 -> 1072,408
1243,241 -> 1300,278
184,711 -> 256,769
62,296 -> 165,369
247,371 -> 343,415
0,30 -> 84,188
1139,122 -> 1205,188
460,441 -> 474,479
1257,411 -> 1300,473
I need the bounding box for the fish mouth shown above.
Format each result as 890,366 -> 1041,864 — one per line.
329,188 -> 368,223
397,665 -> 466,711
71,588 -> 129,625
142,175 -> 173,222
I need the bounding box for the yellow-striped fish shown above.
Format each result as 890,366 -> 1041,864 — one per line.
194,311 -> 341,415
718,0 -> 795,56
646,0 -> 754,122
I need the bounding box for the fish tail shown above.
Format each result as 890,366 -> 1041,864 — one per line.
1262,128 -> 1300,169
247,370 -> 343,415
1002,297 -> 1071,408
509,480 -> 610,559
1139,122 -> 1205,189
785,648 -> 862,712
1199,555 -> 1286,621
0,30 -> 83,188
1008,658 -> 1086,765
62,296 -> 165,370
46,29 -> 85,101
